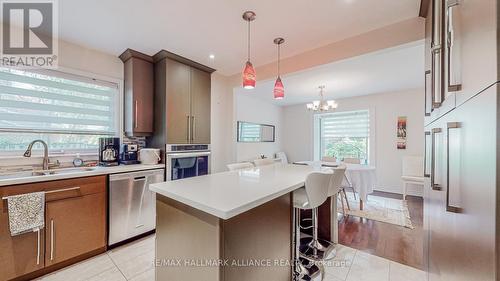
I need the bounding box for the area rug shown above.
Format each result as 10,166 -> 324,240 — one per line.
338,192 -> 414,229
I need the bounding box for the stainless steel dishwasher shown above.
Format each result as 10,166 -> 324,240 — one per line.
108,168 -> 164,246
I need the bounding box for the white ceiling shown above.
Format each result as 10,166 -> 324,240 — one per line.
58,0 -> 420,75
234,41 -> 425,106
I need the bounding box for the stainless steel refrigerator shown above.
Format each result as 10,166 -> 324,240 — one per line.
422,0 -> 498,280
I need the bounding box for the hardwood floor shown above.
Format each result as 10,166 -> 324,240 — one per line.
337,191 -> 424,270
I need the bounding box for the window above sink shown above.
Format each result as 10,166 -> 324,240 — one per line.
0,67 -> 121,157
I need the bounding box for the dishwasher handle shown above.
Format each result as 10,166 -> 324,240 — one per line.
109,168 -> 165,181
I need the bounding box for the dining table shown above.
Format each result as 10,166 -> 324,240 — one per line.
293,161 -> 377,210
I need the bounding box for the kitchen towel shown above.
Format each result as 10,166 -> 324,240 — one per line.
7,192 -> 45,236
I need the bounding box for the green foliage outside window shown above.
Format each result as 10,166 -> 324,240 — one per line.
323,137 -> 368,162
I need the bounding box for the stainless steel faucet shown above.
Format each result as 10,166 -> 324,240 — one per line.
23,140 -> 50,170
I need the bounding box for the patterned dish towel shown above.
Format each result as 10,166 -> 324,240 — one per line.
7,192 -> 45,236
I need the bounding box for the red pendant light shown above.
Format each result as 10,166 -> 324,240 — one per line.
274,77 -> 284,99
242,11 -> 256,89
243,61 -> 256,89
273,38 -> 285,99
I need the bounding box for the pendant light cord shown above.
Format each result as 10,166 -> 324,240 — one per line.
277,43 -> 281,76
247,20 -> 251,62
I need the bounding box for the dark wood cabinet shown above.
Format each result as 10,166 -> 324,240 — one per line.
0,176 -> 107,281
190,67 -> 211,144
45,192 -> 106,266
120,49 -> 154,136
165,58 -> 192,144
0,213 -> 45,280
151,50 -> 215,150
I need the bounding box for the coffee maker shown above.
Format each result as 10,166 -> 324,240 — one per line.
99,137 -> 120,166
120,143 -> 140,165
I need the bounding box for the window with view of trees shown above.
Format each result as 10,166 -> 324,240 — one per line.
0,67 -> 119,154
316,110 -> 369,163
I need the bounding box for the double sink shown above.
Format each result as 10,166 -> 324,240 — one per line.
0,167 -> 97,180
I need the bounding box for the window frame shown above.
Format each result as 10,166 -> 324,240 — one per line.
313,109 -> 372,164
0,66 -> 123,157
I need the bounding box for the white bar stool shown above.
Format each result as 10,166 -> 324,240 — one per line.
303,167 -> 345,260
292,171 -> 333,280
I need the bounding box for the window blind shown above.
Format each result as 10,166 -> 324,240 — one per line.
320,110 -> 369,138
0,67 -> 118,135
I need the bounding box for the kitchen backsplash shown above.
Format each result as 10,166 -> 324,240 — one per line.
123,135 -> 147,148
0,135 -> 149,173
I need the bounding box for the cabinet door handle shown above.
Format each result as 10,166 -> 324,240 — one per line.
431,128 -> 442,190
431,0 -> 444,109
424,71 -> 432,116
191,116 -> 196,142
35,228 -> 40,265
135,178 -> 147,228
50,219 -> 54,261
424,131 -> 431,177
186,115 -> 191,142
45,186 -> 80,195
432,50 -> 443,109
446,122 -> 462,213
134,100 -> 138,129
446,0 -> 462,92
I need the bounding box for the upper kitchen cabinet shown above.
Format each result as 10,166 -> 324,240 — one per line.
446,0 -> 496,106
152,50 -> 215,146
190,67 -> 211,144
423,0 -> 497,120
119,49 -> 155,136
423,0 -> 456,123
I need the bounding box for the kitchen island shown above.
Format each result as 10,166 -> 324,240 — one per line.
149,163 -> 338,281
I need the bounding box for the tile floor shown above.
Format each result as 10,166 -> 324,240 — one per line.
37,234 -> 425,281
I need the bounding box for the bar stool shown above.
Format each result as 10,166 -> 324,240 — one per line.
301,167 -> 345,262
293,171 -> 333,280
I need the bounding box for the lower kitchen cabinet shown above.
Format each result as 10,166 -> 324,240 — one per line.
45,192 -> 106,266
0,225 -> 45,281
0,175 -> 107,281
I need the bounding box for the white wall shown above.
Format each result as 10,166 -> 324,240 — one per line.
283,89 -> 424,195
58,40 -> 123,80
234,94 -> 284,162
210,73 -> 235,173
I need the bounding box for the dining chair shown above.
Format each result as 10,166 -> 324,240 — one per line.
227,162 -> 254,171
331,166 -> 349,216
343,158 -> 361,164
253,158 -> 275,167
401,156 -> 424,200
321,156 -> 337,162
275,152 -> 289,164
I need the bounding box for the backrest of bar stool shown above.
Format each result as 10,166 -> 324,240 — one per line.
304,171 -> 333,209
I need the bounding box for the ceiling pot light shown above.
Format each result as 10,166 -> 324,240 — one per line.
273,37 -> 285,100
306,86 -> 338,112
242,11 -> 256,89
209,54 -> 215,59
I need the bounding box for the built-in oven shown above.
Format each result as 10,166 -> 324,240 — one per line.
166,144 -> 211,181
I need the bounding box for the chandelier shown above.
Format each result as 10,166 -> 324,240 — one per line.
306,86 -> 338,111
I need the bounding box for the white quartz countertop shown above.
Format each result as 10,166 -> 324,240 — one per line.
150,163 -> 327,220
0,164 -> 165,187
